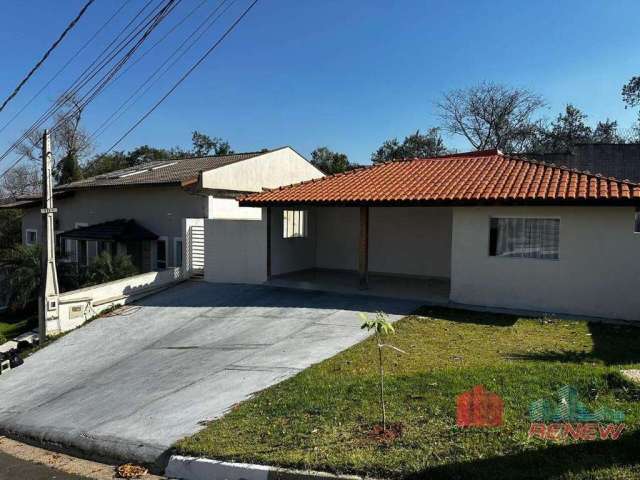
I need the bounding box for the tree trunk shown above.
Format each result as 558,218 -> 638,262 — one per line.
378,334 -> 386,430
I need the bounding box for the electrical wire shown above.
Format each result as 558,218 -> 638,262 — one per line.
0,0 -> 131,135
0,0 -> 96,114
105,0 -> 259,153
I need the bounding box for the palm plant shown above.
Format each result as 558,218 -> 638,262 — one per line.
0,244 -> 41,312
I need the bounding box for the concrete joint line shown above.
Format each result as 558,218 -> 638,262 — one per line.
165,455 -> 366,480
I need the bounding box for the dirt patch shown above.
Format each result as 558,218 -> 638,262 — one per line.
366,422 -> 404,445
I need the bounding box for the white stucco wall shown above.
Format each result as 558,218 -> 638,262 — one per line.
200,147 -> 323,192
270,207 -> 317,276
204,218 -> 267,284
450,206 -> 640,321
207,197 -> 262,220
314,207 -> 453,278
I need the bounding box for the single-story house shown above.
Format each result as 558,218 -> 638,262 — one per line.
3,147 -> 323,272
204,148 -> 640,322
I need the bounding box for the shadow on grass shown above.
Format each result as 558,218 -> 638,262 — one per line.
506,322 -> 640,366
405,429 -> 640,480
414,306 -> 519,327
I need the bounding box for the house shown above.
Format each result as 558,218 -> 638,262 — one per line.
3,147 -> 323,273
203,149 -> 640,322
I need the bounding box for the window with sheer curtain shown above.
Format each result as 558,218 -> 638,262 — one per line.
489,217 -> 560,260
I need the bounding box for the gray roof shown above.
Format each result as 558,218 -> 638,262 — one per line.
60,219 -> 158,241
55,149 -> 280,191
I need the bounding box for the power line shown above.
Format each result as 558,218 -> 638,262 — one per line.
0,0 -> 175,166
106,0 -> 259,153
0,0 -> 96,114
93,0 -> 235,140
0,0 -> 179,175
0,0 -> 131,135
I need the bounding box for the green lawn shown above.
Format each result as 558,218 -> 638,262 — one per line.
0,314 -> 32,342
176,307 -> 640,479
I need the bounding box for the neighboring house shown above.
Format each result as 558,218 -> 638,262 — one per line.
527,143 -> 640,183
203,148 -> 640,322
2,147 -> 323,273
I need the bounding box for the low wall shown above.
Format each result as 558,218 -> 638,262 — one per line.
49,267 -> 185,334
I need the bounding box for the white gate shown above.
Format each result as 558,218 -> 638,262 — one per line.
183,218 -> 205,277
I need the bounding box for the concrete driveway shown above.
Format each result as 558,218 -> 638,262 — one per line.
0,282 -> 420,468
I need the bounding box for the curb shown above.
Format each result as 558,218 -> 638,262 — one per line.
165,455 -> 365,480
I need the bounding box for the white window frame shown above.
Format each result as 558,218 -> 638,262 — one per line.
282,209 -> 308,239
488,215 -> 561,261
173,237 -> 183,268
25,229 -> 38,245
156,236 -> 168,270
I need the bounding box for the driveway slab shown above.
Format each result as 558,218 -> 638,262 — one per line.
0,282 -> 419,468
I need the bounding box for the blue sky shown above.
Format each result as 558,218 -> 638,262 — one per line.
1,0 -> 639,168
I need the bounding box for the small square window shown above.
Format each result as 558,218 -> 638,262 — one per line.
283,210 -> 307,238
26,229 -> 38,245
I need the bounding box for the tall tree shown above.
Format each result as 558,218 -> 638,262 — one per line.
371,128 -> 448,164
310,147 -> 351,174
622,76 -> 640,109
542,104 -> 593,152
437,82 -> 544,153
17,93 -> 92,185
592,119 -> 624,144
191,131 -> 232,156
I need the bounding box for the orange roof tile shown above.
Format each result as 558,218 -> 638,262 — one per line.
239,150 -> 640,206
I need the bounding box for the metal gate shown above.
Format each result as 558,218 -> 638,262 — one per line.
183,218 -> 205,277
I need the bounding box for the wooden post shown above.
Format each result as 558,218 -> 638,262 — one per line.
266,207 -> 272,280
358,206 -> 369,289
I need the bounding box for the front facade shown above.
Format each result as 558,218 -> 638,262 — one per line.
10,147 -> 323,273
220,149 -> 640,322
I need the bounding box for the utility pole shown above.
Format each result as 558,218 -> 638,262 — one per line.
38,129 -> 59,346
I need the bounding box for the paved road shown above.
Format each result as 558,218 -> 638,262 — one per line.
0,451 -> 87,480
0,282 -> 419,469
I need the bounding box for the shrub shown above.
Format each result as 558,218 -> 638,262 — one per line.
83,252 -> 138,286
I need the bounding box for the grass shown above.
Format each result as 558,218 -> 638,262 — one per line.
175,307 -> 640,479
0,313 -> 32,342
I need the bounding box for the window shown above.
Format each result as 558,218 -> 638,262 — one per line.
25,229 -> 38,245
283,210 -> 307,238
156,237 -> 168,270
174,238 -> 183,268
489,217 -> 560,260
635,209 -> 640,234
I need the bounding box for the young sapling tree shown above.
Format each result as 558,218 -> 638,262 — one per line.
359,311 -> 405,431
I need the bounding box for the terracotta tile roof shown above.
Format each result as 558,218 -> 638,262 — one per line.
239,150 -> 640,206
55,149 -> 283,191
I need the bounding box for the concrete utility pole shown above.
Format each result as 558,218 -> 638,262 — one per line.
38,129 -> 59,346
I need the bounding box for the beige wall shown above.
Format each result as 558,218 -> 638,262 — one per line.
450,206 -> 640,321
200,147 -> 323,192
22,186 -> 206,268
315,207 -> 452,278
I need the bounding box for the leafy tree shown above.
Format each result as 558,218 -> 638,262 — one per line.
592,119 -> 624,144
359,311 -> 406,431
0,210 -> 21,251
438,82 -> 544,152
0,245 -> 40,312
371,128 -> 448,164
542,104 -> 593,152
83,252 -> 138,286
622,76 -> 640,109
310,147 -> 351,174
191,131 -> 232,156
